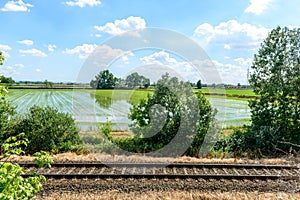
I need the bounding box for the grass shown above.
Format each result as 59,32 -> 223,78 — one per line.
196,88 -> 258,100
93,89 -> 151,105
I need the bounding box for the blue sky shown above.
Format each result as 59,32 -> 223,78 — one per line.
0,0 -> 299,84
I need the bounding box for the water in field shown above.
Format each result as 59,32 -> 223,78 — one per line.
7,89 -> 250,130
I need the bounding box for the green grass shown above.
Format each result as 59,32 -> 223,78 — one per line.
93,89 -> 152,105
194,88 -> 258,100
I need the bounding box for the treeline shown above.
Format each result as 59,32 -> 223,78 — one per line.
90,70 -> 151,89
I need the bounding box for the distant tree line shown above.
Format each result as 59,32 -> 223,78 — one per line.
90,70 -> 151,89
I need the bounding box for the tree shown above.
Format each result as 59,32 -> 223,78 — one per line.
248,26 -> 300,153
90,70 -> 118,89
43,79 -> 53,89
128,74 -> 216,157
196,80 -> 202,89
125,72 -> 150,88
0,51 -> 4,66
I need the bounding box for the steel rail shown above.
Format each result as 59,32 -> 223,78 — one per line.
18,162 -> 300,180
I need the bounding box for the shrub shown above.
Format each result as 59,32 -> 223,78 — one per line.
118,74 -> 217,157
4,106 -> 82,154
0,133 -> 53,200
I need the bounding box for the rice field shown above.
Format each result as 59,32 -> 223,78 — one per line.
7,89 -> 251,130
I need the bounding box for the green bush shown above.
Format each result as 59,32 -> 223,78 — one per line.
4,106 -> 82,154
216,126 -> 284,158
0,133 -> 53,200
116,74 -> 217,157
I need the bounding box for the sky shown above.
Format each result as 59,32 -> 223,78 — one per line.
0,0 -> 299,84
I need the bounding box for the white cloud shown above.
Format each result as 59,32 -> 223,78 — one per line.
14,63 -> 24,68
1,0 -> 33,12
19,48 -> 47,57
141,51 -> 178,66
224,44 -> 231,50
194,20 -> 269,50
140,51 -> 213,83
17,39 -> 33,45
245,0 -> 274,15
0,44 -> 12,51
212,57 -> 253,84
47,44 -> 57,52
35,68 -> 41,72
64,44 -> 98,59
0,44 -> 12,58
65,0 -> 101,8
94,16 -> 146,35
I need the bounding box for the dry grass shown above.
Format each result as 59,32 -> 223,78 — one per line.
5,152 -> 294,165
110,131 -> 134,139
35,191 -> 300,200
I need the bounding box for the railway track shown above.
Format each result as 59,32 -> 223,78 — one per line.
18,162 -> 300,180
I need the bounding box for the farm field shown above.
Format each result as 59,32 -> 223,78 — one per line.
197,88 -> 257,100
7,89 -> 251,129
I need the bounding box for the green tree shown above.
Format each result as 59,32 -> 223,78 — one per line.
0,54 -> 15,137
196,80 -> 202,89
0,76 -> 15,84
248,26 -> 300,154
43,79 -> 53,89
125,72 -> 150,88
0,51 -> 4,66
90,69 -> 118,89
128,74 -> 216,157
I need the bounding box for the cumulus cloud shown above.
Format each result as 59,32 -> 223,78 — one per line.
47,44 -> 57,52
0,44 -> 12,58
35,68 -> 41,72
213,57 -> 253,84
19,48 -> 47,57
245,0 -> 274,15
140,51 -> 213,83
141,51 -> 178,66
94,16 -> 146,35
17,39 -> 34,45
194,20 -> 269,50
65,0 -> 101,8
14,63 -> 24,68
64,44 -> 98,59
1,0 -> 33,12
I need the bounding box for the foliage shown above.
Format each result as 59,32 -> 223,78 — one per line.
248,26 -> 300,154
3,106 -> 82,154
0,76 -> 15,85
125,72 -> 150,88
0,88 -> 15,136
196,80 -> 202,89
0,133 -> 53,200
90,69 -> 118,89
120,74 -> 217,157
43,79 -> 53,89
0,51 -> 4,66
99,120 -> 113,141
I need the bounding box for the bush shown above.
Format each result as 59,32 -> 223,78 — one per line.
218,125 -> 284,158
118,74 -> 217,157
3,106 -> 82,154
0,133 -> 53,200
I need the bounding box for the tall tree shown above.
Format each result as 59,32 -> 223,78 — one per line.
249,26 -> 300,148
125,72 -> 150,88
90,70 -> 118,89
196,80 -> 202,89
